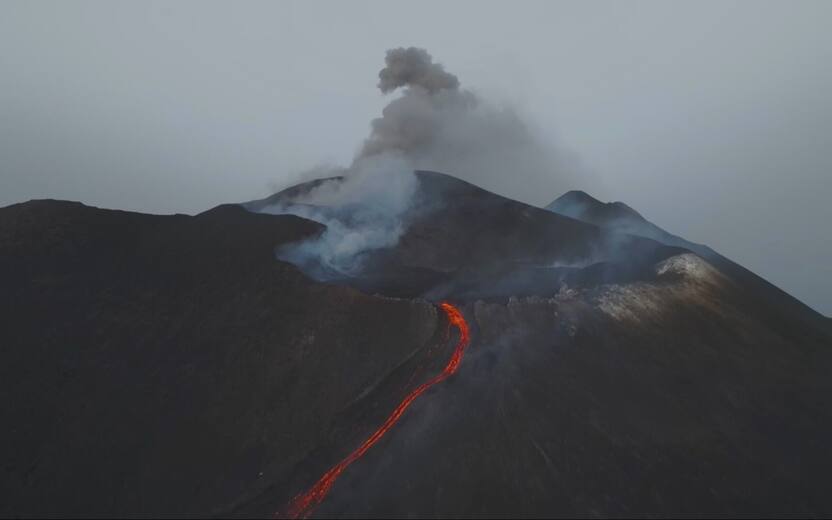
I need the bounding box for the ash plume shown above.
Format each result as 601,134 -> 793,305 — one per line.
257,47 -> 576,276
359,47 -> 574,204
377,47 -> 460,94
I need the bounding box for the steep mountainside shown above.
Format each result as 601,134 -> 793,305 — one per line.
251,171 -> 687,300
0,200 -> 442,516
2,171 -> 831,517
546,190 -> 830,332
308,257 -> 832,516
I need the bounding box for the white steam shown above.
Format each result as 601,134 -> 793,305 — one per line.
256,47 -> 576,276
257,153 -> 417,275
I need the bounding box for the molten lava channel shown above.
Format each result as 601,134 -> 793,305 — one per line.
281,302 -> 471,519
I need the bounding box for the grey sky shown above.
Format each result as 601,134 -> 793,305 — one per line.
1,1 -> 830,314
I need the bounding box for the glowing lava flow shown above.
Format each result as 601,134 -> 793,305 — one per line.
281,302 -> 470,519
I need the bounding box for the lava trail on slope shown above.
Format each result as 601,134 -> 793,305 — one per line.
280,302 -> 471,519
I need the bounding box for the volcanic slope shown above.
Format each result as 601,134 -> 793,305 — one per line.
0,200 -> 444,517
249,170 -> 688,301
2,170 -> 831,517
546,190 -> 830,333
247,170 -> 832,517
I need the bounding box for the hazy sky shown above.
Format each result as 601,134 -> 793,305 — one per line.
1,1 -> 830,314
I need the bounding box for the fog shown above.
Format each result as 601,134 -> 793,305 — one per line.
1,1 -> 829,314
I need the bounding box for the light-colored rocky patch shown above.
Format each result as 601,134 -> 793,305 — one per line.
596,253 -> 727,322
654,252 -> 721,283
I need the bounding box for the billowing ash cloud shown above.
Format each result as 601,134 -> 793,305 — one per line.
256,47 -> 575,276
358,47 -> 574,204
377,47 -> 460,94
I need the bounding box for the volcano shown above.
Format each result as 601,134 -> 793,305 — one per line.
2,171 -> 831,517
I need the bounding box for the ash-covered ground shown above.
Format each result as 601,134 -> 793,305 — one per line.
2,171 -> 831,517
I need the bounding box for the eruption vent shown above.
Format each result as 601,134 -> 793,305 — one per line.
255,46 -> 575,277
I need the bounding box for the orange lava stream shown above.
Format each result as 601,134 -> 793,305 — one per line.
280,302 -> 470,519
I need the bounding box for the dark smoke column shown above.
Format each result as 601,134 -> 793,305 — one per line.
377,47 -> 460,94
355,46 -> 569,206
358,47 -> 472,161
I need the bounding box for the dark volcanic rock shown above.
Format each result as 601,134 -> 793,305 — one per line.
546,189 -> 830,334
306,255 -> 832,517
258,171 -> 689,300
2,171 -> 832,518
0,200 -> 440,517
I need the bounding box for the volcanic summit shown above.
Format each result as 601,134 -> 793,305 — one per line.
2,169 -> 830,517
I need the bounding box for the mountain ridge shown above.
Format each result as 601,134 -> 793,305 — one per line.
544,186 -> 830,326
2,170 -> 831,517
